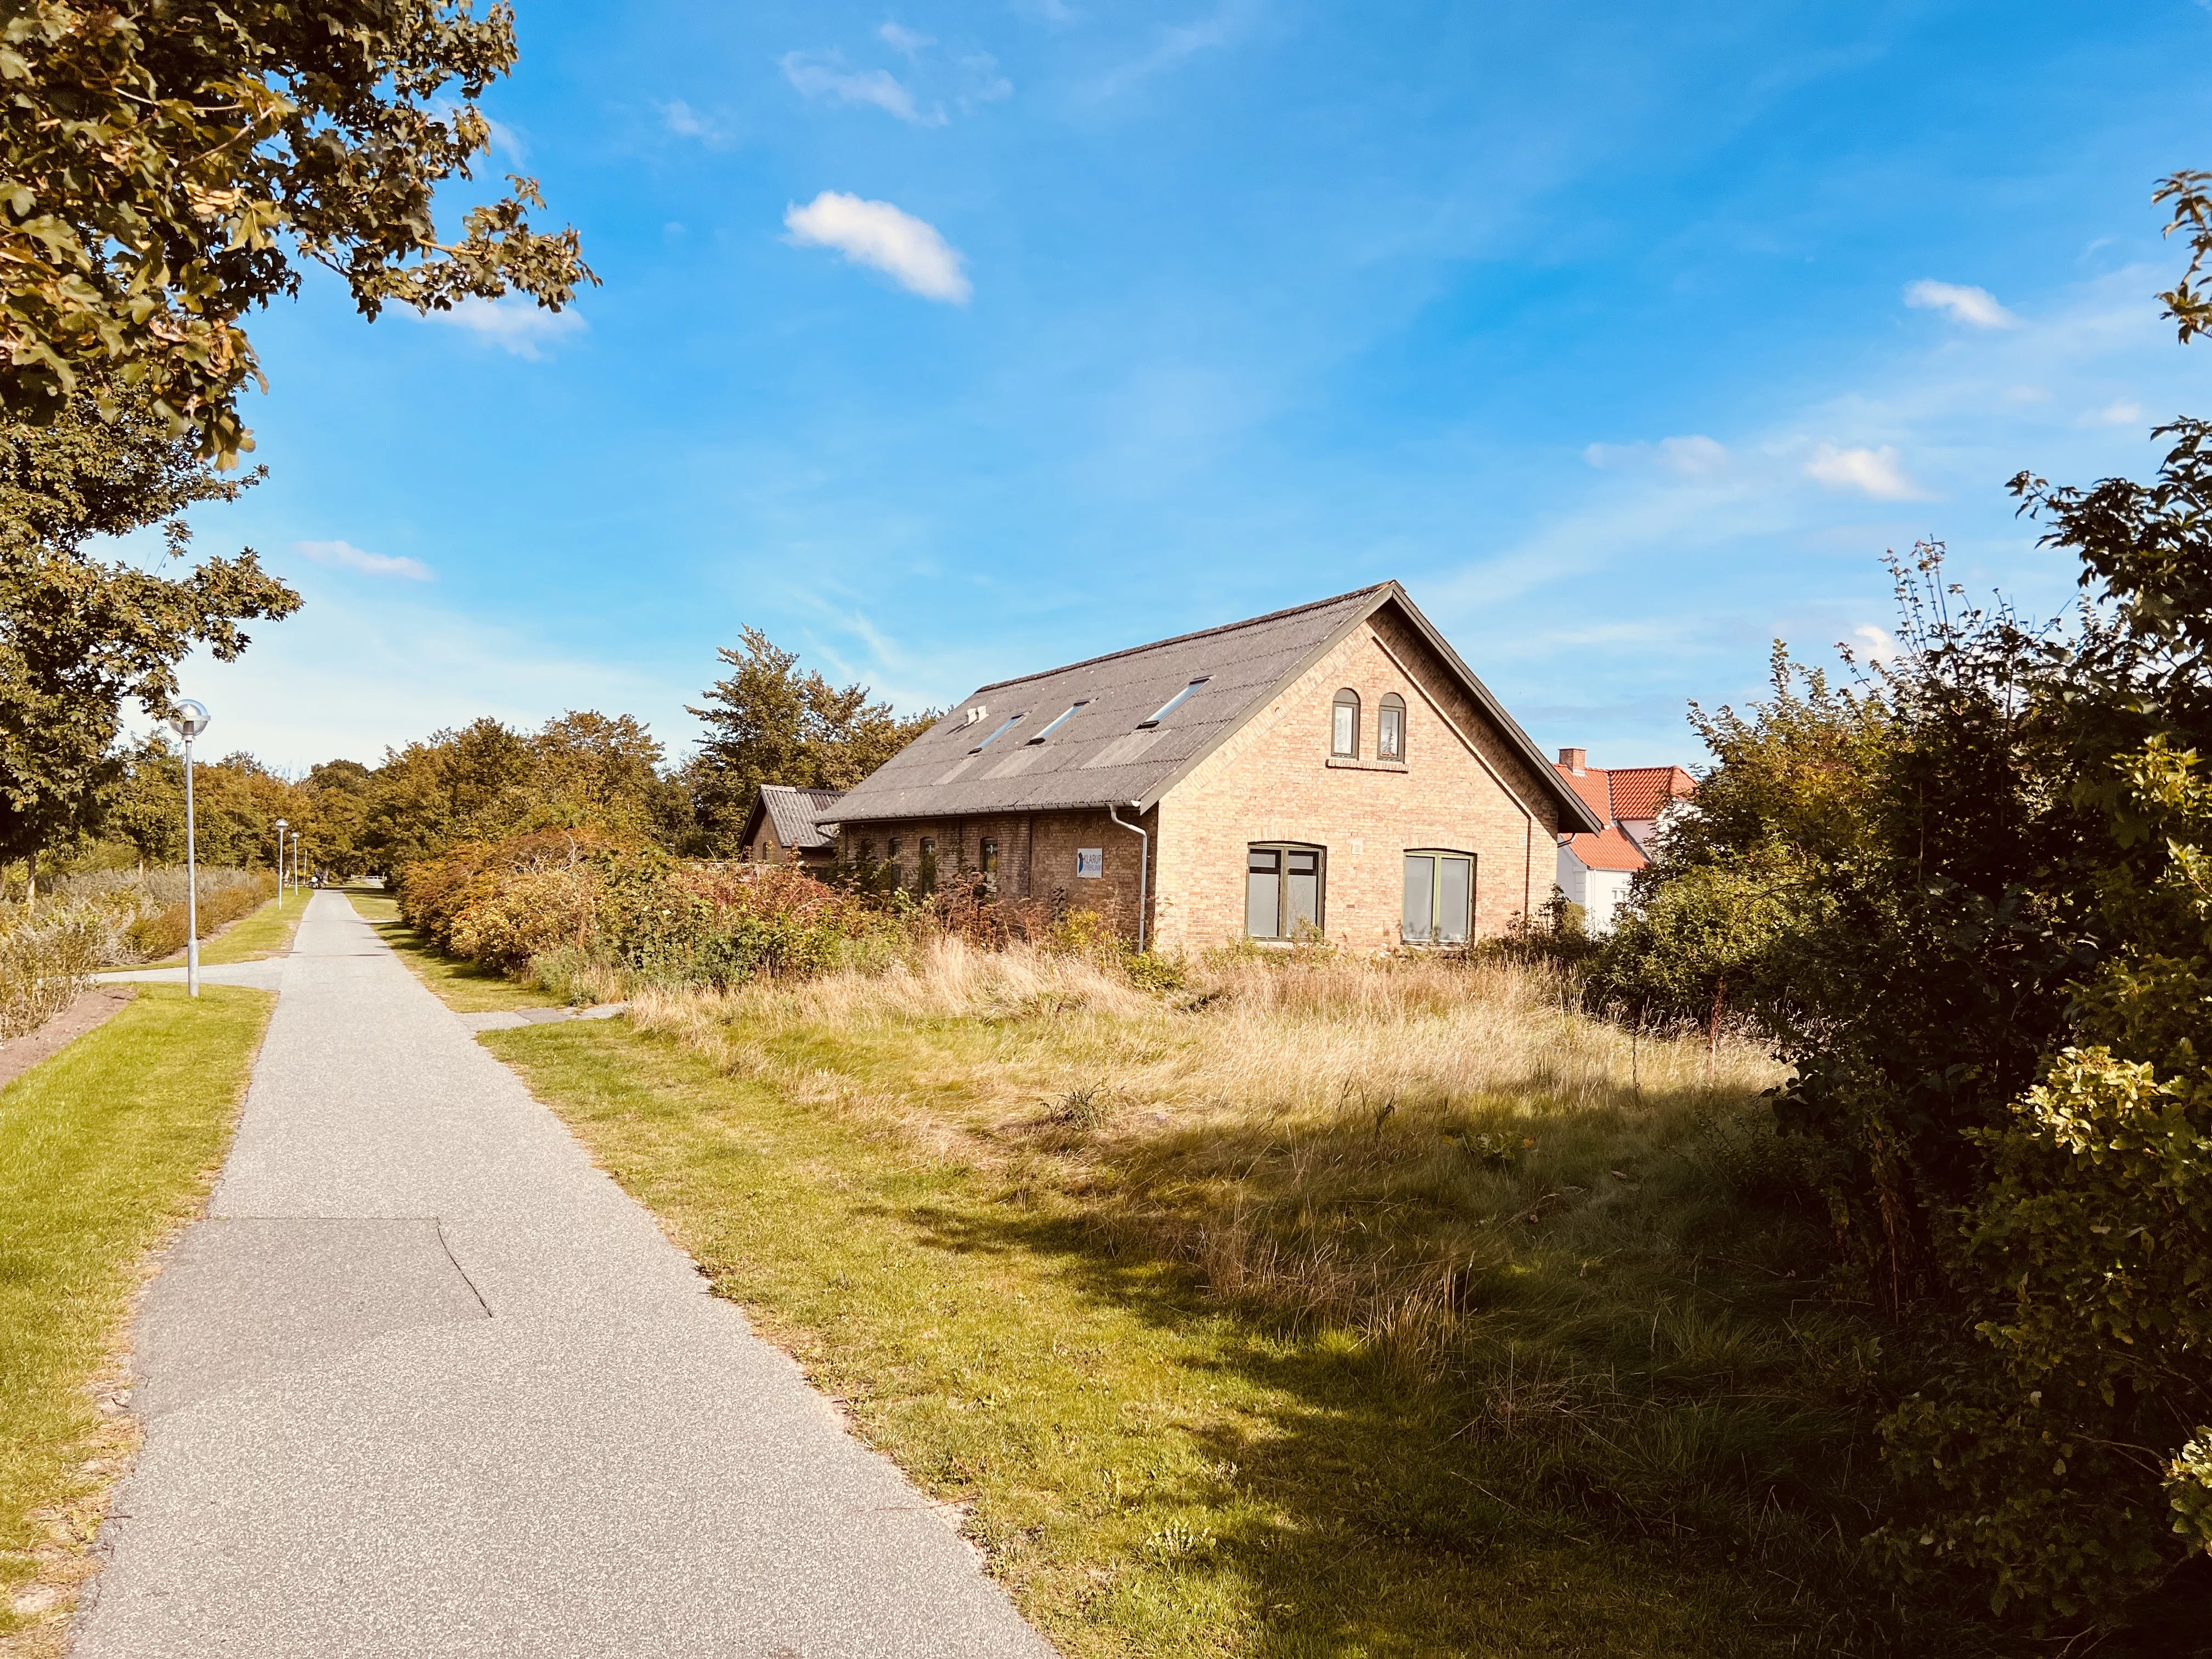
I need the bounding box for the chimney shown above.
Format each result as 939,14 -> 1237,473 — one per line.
1558,747 -> 1587,775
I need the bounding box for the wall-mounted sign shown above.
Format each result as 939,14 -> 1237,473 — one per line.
1075,847 -> 1103,878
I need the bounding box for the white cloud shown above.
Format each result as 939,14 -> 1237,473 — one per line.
1850,624 -> 1903,662
781,53 -> 936,125
1086,0 -> 1257,98
660,99 -> 737,146
429,298 -> 586,360
1903,279 -> 2019,330
878,21 -> 935,53
2083,398 -> 2144,427
956,53 -> 1014,108
1657,435 -> 1730,477
1582,434 -> 1731,478
784,191 -> 972,304
1805,443 -> 1926,500
290,540 -> 434,582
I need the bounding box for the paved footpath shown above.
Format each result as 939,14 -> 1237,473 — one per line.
77,890 -> 1053,1659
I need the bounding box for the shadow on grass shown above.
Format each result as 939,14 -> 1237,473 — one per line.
879,1180 -> 1907,1658
504,1017 -> 1965,1657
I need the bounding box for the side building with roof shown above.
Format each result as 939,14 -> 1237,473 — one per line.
1550,748 -> 1697,933
738,784 -> 845,869
815,583 -> 1604,952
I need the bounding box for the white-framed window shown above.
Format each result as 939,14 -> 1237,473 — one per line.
1402,850 -> 1474,944
1076,847 -> 1103,878
1247,843 -> 1324,939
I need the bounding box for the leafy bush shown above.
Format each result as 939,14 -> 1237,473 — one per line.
1605,428 -> 2212,1638
396,833 -> 905,992
122,870 -> 274,960
1586,857 -> 1797,1036
0,898 -> 127,1038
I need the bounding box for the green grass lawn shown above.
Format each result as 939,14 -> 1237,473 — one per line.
342,887 -> 551,1013
490,1006 -> 1881,1658
144,893 -> 303,968
0,985 -> 272,1642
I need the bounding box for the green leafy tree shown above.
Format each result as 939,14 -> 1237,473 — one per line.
1874,427 -> 2212,1630
301,758 -> 375,878
106,733 -> 185,870
686,628 -> 936,850
0,390 -> 299,873
363,715 -> 535,869
359,710 -> 686,873
0,0 -> 592,461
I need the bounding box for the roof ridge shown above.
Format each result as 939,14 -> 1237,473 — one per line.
966,582 -> 1396,696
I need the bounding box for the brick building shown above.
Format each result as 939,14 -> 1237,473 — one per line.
738,784 -> 844,869
817,583 -> 1604,952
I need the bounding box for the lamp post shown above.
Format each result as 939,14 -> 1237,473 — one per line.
169,700 -> 211,997
274,817 -> 289,906
292,830 -> 303,893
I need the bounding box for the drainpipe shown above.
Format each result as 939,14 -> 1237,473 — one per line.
1106,802 -> 1149,952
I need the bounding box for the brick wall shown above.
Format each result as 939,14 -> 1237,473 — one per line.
837,807 -> 1158,939
1151,610 -> 1562,952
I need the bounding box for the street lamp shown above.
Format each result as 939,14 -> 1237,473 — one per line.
168,700 -> 211,998
274,817 -> 288,906
292,830 -> 303,893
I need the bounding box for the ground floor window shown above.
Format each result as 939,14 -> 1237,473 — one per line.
1403,850 -> 1474,944
1247,843 -> 1324,939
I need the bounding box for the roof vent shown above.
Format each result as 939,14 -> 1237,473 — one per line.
964,706 -> 988,725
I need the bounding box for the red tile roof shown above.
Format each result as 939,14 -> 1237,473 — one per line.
1558,765 -> 1612,823
1561,823 -> 1648,872
1605,765 -> 1697,820
1551,756 -> 1697,876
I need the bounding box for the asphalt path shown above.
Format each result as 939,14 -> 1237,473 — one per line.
75,889 -> 1053,1658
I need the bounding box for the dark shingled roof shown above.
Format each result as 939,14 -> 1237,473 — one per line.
744,784 -> 843,852
818,583 -> 1604,833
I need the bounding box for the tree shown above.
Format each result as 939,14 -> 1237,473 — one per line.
1872,427 -> 2212,1630
685,628 -> 936,849
1,0 -> 592,461
357,710 -> 686,873
106,733 -> 185,869
301,758 -> 375,877
0,389 -> 299,872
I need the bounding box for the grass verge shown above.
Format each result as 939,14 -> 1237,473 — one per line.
144,893 -> 303,968
489,945 -> 1916,1657
343,887 -> 550,1013
0,984 -> 273,1649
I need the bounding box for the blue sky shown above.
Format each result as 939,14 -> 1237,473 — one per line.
171,0 -> 2212,774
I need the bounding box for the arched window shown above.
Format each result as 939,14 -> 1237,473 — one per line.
1331,688 -> 1360,757
1378,693 -> 1407,762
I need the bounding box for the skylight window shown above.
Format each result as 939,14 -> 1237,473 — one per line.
1138,678 -> 1210,729
969,712 -> 1026,753
1025,701 -> 1091,744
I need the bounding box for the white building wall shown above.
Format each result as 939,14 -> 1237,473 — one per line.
1557,845 -> 1635,933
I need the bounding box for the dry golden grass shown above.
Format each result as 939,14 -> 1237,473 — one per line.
619,940 -> 1784,1369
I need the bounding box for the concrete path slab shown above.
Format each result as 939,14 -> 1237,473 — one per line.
75,890 -> 1053,1659
94,962 -> 287,990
